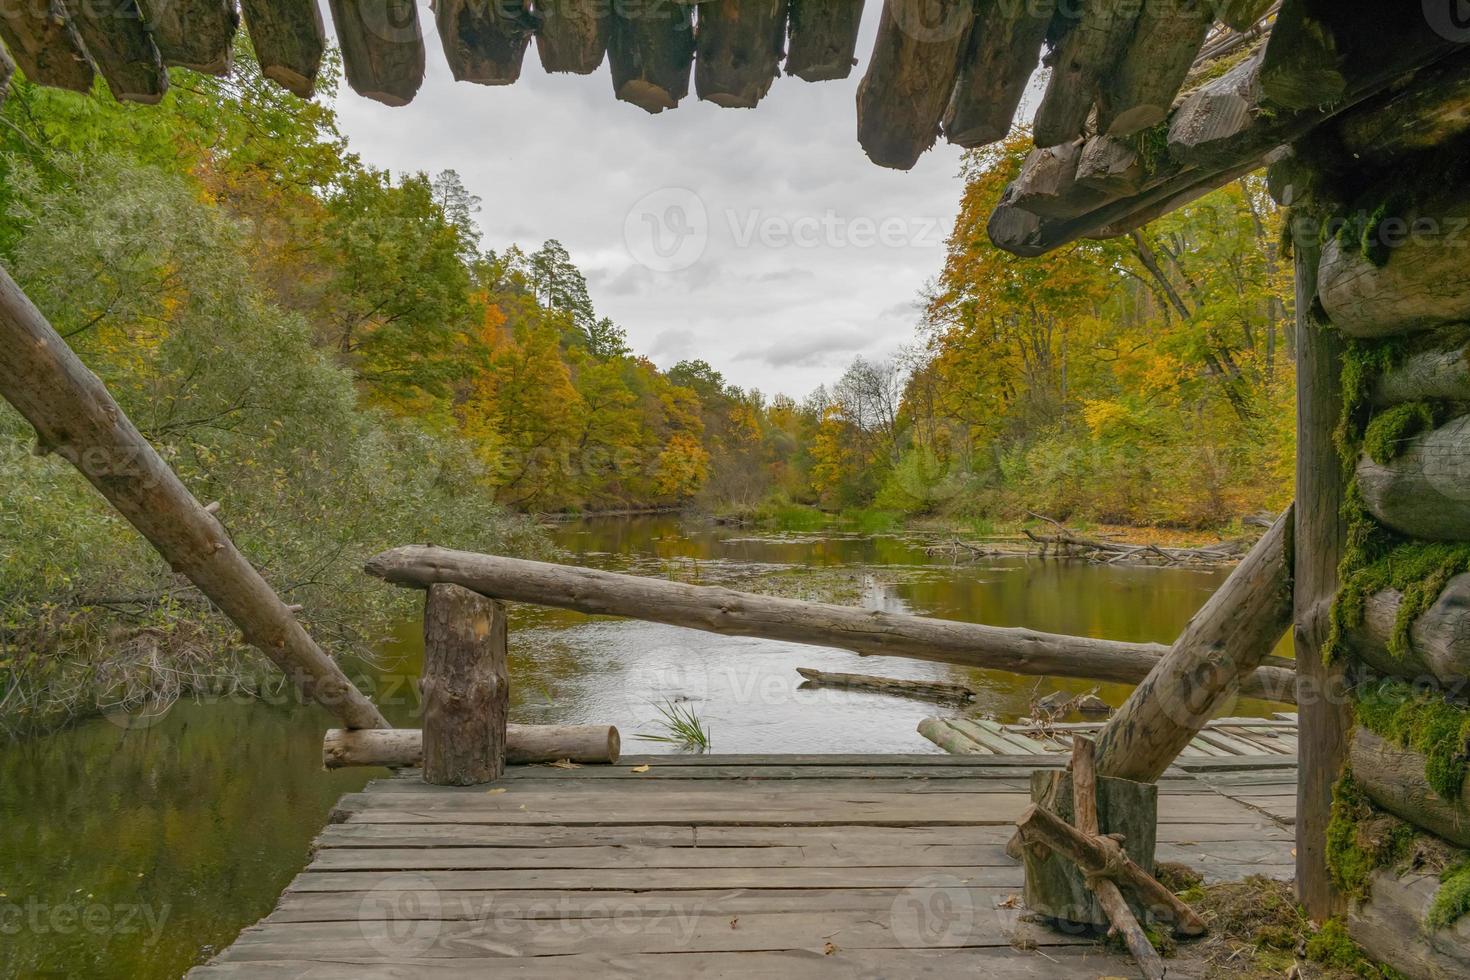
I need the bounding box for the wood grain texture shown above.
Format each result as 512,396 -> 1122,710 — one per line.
421,585 -> 507,785
1346,574 -> 1470,688
1348,868 -> 1470,978
695,0 -> 786,108
1031,0 -> 1139,146
608,0 -> 694,113
62,0 -> 165,102
1357,415 -> 1470,542
784,0 -> 864,82
435,0 -> 534,85
143,0 -> 238,75
1097,0 -> 1211,137
0,0 -> 95,91
329,0 -> 424,105
1320,211 -> 1470,338
1350,727 -> 1470,849
940,0 -> 1051,148
239,0 -> 326,97
534,0 -> 609,74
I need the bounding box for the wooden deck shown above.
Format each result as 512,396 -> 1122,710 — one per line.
919,714 -> 1300,760
192,754 -> 1298,979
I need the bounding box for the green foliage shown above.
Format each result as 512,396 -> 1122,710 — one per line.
1306,920 -> 1403,978
1355,678 -> 1470,799
1362,402 -> 1436,465
634,699 -> 711,752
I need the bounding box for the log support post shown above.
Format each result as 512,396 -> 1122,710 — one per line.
421,584 -> 508,785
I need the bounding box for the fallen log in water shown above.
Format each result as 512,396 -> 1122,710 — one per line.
364,547 -> 1299,702
323,724 -> 622,768
795,667 -> 975,703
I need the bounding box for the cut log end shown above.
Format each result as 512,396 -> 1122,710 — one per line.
263,65 -> 315,99
616,80 -> 679,114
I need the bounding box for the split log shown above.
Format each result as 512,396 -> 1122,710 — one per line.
0,0 -> 94,92
1346,574 -> 1470,688
795,667 -> 975,702
1031,0 -> 1140,147
1357,415 -> 1470,542
142,0 -> 238,75
239,0 -> 326,97
1019,795 -> 1206,935
1166,47 -> 1264,168
784,0 -> 863,82
535,0 -> 609,74
695,0 -> 786,108
1350,727 -> 1470,849
421,585 -> 507,785
1075,136 -> 1145,197
62,0 -> 165,103
1093,507 -> 1294,784
1010,141 -> 1110,220
0,267 -> 387,730
1348,868 -> 1470,978
855,0 -> 974,170
1371,333 -> 1470,406
436,0 -> 535,85
1097,0 -> 1212,137
940,0 -> 1051,148
329,0 -> 424,106
364,547 -> 1299,701
915,717 -> 983,754
323,725 -> 623,767
608,0 -> 694,113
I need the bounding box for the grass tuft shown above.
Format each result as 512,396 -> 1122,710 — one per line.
634,699 -> 711,752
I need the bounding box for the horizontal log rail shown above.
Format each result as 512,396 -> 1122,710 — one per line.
364,546 -> 1298,703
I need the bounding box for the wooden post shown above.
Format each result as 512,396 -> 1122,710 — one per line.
1294,209 -> 1351,919
0,265 -> 388,731
422,584 -> 508,785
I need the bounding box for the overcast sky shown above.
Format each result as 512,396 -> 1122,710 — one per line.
324,3 -> 1042,399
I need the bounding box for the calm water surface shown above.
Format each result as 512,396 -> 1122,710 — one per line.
0,515 -> 1289,977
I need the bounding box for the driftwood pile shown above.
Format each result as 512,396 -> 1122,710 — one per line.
925,514 -> 1252,567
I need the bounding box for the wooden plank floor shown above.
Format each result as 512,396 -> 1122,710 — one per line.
191,755 -> 1298,979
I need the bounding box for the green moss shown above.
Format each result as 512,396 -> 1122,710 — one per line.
1129,122 -> 1171,175
1327,776 -> 1419,896
1362,403 -> 1437,466
1428,858 -> 1470,931
1356,677 -> 1470,799
1332,193 -> 1409,268
1330,539 -> 1470,663
1307,919 -> 1404,978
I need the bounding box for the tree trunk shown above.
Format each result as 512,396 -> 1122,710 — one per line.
239,0 -> 326,97
365,547 -> 1299,700
784,0 -> 864,82
1357,415 -> 1470,542
1094,507 -> 1294,784
143,0 -> 238,75
435,0 -> 534,85
1350,727 -> 1470,849
421,585 -> 508,785
608,0 -> 694,113
0,265 -> 387,731
1345,574 -> 1470,689
323,725 -> 623,767
329,0 -> 425,106
1295,214 -> 1352,920
0,0 -> 94,93
940,0 -> 1050,148
694,0 -> 785,108
535,0 -> 609,75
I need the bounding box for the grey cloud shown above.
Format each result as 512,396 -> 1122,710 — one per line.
734,328 -> 875,369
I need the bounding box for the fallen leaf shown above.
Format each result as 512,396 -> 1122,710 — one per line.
485,787 -> 507,794
730,916 -> 739,930
548,759 -> 581,769
1291,848 -> 1298,857
631,764 -> 651,773
823,941 -> 838,955
996,894 -> 1021,909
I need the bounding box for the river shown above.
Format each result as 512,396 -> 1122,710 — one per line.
0,515 -> 1289,977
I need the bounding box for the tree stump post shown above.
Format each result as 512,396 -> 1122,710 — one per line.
421,584 -> 508,785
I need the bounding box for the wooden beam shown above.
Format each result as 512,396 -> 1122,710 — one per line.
1097,0 -> 1211,137
1356,415 -> 1470,542
1349,867 -> 1470,979
695,0 -> 786,108
1075,135 -> 1145,196
0,0 -> 95,92
940,0 -> 1050,148
329,0 -> 425,106
0,264 -> 388,731
1346,574 -> 1470,690
535,0 -> 609,74
323,725 -> 624,767
1350,727 -> 1470,850
435,0 -> 534,85
1009,140 -> 1110,219
856,0 -> 974,170
1093,507 -> 1294,784
784,0 -> 864,82
422,585 -> 507,785
143,0 -> 239,75
364,546 -> 1300,700
1031,0 -> 1140,146
1293,210 -> 1351,921
608,0 -> 694,113
62,0 -> 165,103
239,0 -> 326,97
1371,330 -> 1470,406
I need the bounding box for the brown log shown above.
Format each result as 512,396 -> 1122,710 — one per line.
1257,0 -> 1345,111
1333,49 -> 1470,171
364,546 -> 1299,700
1009,140 -> 1110,220
695,0 -> 786,108
322,725 -> 623,767
62,0 -> 165,103
535,0 -> 609,74
1094,507 -> 1294,784
421,585 -> 507,785
142,0 -> 238,75
1166,46 -> 1264,168
1347,574 -> 1470,690
855,0 -> 974,170
329,0 -> 424,106
0,0 -> 95,92
1350,727 -> 1470,850
239,0 -> 326,97
0,265 -> 387,731
1017,801 -> 1207,936
1357,415 -> 1470,543
608,0 -> 694,113
1295,211 -> 1351,920
1348,868 -> 1470,977
784,0 -> 863,82
1075,135 -> 1145,197
1097,0 -> 1212,137
1372,332 -> 1470,406
940,0 -> 1051,148
436,0 -> 534,85
795,666 -> 975,702
1031,0 -> 1140,147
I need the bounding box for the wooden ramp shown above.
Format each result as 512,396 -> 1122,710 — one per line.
919,714 -> 1300,762
191,755 -> 1298,979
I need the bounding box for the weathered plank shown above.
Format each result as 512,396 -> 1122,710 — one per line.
784,0 -> 864,82
695,0 -> 786,109
239,0 -> 325,97
435,0 -> 534,85
608,0 -> 694,113
329,0 -> 424,106
941,0 -> 1051,148
308,842 -> 1019,870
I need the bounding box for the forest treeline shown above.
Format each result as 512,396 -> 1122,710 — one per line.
0,46 -> 1292,731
